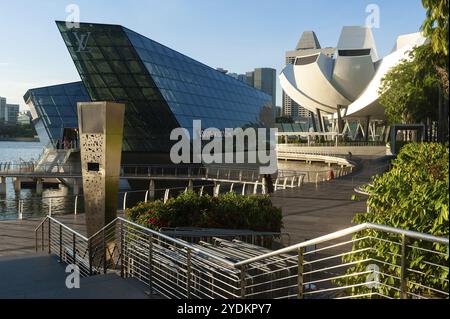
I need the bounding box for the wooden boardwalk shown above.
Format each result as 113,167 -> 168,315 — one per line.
0,214 -> 87,258
0,157 -> 389,257
271,157 -> 389,244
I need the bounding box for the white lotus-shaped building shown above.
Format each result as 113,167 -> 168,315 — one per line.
280,26 -> 427,122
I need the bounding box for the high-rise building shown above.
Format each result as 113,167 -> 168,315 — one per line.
0,96 -> 20,124
283,31 -> 335,119
216,67 -> 277,118
6,104 -> 20,124
0,97 -> 6,122
252,68 -> 277,110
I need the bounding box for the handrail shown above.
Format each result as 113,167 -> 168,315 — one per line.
112,217 -> 235,267
234,223 -> 449,267
36,216 -> 88,241
37,215 -> 449,270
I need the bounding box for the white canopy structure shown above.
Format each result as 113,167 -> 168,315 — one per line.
280,26 -> 427,121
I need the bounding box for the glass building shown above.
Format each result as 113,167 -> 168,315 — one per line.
24,82 -> 91,147
55,21 -> 274,156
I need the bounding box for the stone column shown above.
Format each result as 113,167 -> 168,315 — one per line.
77,102 -> 125,237
0,177 -> 6,195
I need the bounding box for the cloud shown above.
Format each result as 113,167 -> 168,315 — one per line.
0,62 -> 9,67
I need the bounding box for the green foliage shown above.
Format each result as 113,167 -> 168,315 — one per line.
126,191 -> 283,233
421,0 -> 449,56
0,123 -> 37,138
379,45 -> 445,124
337,143 -> 449,298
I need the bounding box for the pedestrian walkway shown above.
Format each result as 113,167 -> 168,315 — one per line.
0,254 -> 155,299
0,214 -> 87,257
271,157 -> 391,244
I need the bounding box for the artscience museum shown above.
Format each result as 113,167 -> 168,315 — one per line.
280,26 -> 427,139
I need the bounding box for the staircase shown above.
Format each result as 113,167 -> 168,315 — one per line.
0,254 -> 157,299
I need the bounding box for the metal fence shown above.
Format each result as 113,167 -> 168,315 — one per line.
35,217 -> 449,299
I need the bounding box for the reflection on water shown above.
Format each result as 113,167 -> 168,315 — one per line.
0,141 -> 342,221
0,141 -> 83,221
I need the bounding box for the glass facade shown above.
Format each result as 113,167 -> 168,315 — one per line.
56,21 -> 273,153
23,82 -> 90,146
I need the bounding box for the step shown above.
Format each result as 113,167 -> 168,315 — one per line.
0,254 -> 156,299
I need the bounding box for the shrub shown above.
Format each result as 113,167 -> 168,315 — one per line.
126,191 -> 283,233
337,143 -> 449,298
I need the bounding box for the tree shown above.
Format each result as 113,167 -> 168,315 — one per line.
378,45 -> 442,125
421,0 -> 449,57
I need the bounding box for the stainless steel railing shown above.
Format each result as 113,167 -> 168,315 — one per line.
35,216 -> 449,299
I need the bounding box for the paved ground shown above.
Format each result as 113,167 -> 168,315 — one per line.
271,156 -> 390,244
0,254 -> 154,299
0,214 -> 87,258
0,156 -> 389,299
0,156 -> 390,257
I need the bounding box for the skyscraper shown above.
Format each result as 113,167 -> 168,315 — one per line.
0,97 -> 6,122
6,104 -> 19,124
283,31 -> 335,119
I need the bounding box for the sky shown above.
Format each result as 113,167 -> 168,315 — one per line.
0,0 -> 427,110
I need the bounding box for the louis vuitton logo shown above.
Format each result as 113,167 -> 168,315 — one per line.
73,32 -> 92,53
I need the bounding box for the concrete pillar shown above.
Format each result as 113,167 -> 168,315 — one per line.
13,178 -> 21,193
78,101 -> 125,237
72,178 -> 80,196
36,178 -> 44,195
188,179 -> 194,192
364,116 -> 371,142
0,177 -> 6,195
317,109 -> 325,133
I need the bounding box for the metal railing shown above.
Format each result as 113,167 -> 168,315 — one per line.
35,217 -> 449,299
278,141 -> 386,147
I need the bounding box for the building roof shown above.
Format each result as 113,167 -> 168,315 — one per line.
296,31 -> 321,50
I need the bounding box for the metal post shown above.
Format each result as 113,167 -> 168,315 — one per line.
187,248 -> 192,299
240,265 -> 246,299
298,247 -> 305,299
73,233 -> 76,264
88,240 -> 93,276
123,192 -> 128,211
59,225 -> 63,262
103,229 -> 107,274
120,221 -> 124,278
74,196 -> 78,215
41,222 -> 44,252
35,227 -> 38,252
48,218 -> 51,254
49,198 -> 52,217
148,234 -> 153,293
400,234 -> 408,299
164,189 -> 170,203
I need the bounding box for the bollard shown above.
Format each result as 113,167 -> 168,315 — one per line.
241,183 -> 247,196
164,189 -> 170,203
74,196 -> 79,215
122,192 -> 128,211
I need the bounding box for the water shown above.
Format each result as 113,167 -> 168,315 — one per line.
0,141 -> 339,221
0,141 -> 80,221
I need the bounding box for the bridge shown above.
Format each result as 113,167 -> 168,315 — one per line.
0,162 -> 306,196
